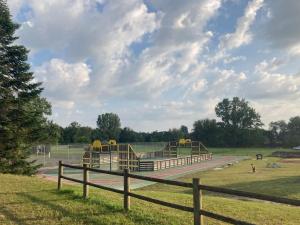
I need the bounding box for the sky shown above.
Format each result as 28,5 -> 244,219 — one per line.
7,0 -> 300,131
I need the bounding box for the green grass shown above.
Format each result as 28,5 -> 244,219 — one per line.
1,154 -> 300,224
138,156 -> 300,224
131,144 -> 297,157
209,147 -> 298,157
140,157 -> 300,198
40,144 -> 297,161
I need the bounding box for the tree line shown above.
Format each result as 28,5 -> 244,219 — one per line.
56,97 -> 300,148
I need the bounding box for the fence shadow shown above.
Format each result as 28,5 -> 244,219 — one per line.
221,176 -> 300,199
0,186 -> 176,225
181,176 -> 300,200
0,206 -> 25,225
16,189 -> 167,225
17,190 -> 124,225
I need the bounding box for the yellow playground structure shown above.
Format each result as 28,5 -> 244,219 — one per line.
82,139 -> 212,172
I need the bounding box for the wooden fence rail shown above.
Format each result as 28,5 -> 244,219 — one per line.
57,161 -> 300,225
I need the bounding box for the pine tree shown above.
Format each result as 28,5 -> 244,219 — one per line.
0,0 -> 52,175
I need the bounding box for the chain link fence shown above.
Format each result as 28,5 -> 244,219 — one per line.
30,142 -> 192,168
30,144 -> 88,168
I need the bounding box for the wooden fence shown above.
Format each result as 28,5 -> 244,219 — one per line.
57,161 -> 300,225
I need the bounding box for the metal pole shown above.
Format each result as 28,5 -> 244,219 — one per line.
68,144 -> 70,161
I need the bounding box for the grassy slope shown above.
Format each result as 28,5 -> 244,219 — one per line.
2,148 -> 300,225
1,174 -> 188,225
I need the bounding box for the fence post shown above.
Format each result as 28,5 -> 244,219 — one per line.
58,160 -> 63,190
83,164 -> 89,198
193,178 -> 203,225
110,151 -> 112,171
124,168 -> 130,211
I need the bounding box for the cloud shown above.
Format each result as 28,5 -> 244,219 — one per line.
35,58 -> 91,102
261,0 -> 300,55
245,58 -> 300,100
211,0 -> 264,64
220,0 -> 264,50
223,55 -> 246,64
7,0 -> 23,16
52,100 -> 75,110
17,0 -> 160,95
7,0 -> 300,130
125,0 -> 221,98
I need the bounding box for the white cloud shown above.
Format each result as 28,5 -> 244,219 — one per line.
211,0 -> 264,64
245,58 -> 300,99
253,100 -> 300,127
35,59 -> 91,101
52,100 -> 75,110
263,0 -> 300,55
223,55 -> 246,64
126,0 -> 221,97
192,79 -> 207,92
7,0 -> 300,130
220,0 -> 264,50
7,0 -> 23,16
17,0 -> 160,96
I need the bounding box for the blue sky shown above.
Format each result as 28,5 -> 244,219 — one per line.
8,0 -> 300,131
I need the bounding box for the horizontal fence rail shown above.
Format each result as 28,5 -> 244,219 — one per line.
57,161 -> 300,225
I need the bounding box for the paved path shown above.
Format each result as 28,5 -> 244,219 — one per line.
39,155 -> 248,189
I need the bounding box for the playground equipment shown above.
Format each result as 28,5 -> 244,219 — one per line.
256,154 -> 263,160
82,140 -> 212,171
138,141 -> 211,171
178,138 -> 191,146
108,139 -> 117,145
82,140 -> 118,170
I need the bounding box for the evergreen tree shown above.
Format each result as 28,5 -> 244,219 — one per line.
0,1 -> 52,175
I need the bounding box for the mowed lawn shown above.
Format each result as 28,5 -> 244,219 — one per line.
1,150 -> 300,224
132,144 -> 298,157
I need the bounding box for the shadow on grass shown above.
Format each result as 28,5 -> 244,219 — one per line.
12,188 -> 166,225
17,190 -> 122,225
0,190 -> 51,195
54,190 -> 171,225
221,175 -> 300,198
0,206 -> 25,225
0,191 -> 75,225
181,176 -> 300,200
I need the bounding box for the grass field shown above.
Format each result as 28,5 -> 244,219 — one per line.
209,147 -> 298,157
133,145 -> 298,158
48,144 -> 297,157
2,149 -> 300,225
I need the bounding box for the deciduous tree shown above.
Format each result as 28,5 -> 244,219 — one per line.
97,113 -> 121,140
215,97 -> 263,129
